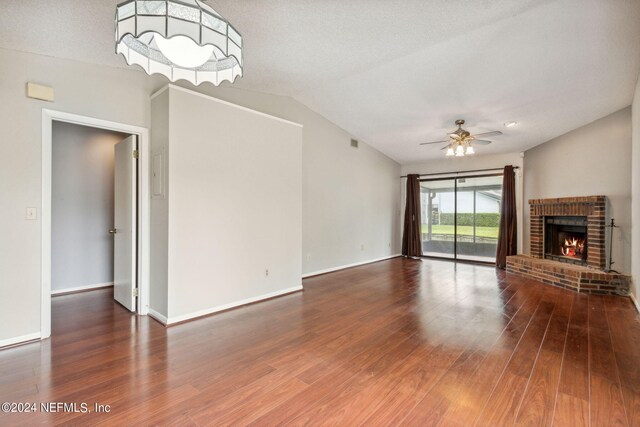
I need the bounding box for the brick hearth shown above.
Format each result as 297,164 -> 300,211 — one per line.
507,255 -> 629,295
507,195 -> 630,295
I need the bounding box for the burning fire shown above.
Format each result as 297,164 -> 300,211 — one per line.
561,237 -> 585,258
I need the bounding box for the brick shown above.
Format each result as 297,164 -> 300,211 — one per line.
506,255 -> 630,295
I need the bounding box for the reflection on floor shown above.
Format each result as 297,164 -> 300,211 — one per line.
0,258 -> 639,425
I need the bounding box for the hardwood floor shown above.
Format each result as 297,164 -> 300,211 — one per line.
1,257 -> 639,426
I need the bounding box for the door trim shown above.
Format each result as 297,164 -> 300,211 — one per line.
41,109 -> 150,339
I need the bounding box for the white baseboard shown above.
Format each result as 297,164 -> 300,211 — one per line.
165,285 -> 303,326
0,332 -> 41,349
51,282 -> 113,295
302,254 -> 402,278
630,293 -> 640,314
148,308 -> 168,325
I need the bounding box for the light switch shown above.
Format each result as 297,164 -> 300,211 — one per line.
26,207 -> 37,220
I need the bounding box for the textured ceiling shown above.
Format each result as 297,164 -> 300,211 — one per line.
2,0 -> 639,164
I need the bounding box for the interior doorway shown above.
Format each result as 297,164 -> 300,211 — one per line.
42,110 -> 150,340
51,123 -> 138,315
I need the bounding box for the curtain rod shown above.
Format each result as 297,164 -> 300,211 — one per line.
400,166 -> 519,179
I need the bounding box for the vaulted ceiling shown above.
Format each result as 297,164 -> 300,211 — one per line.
2,0 -> 639,164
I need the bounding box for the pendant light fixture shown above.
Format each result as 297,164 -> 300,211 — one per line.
115,0 -> 243,86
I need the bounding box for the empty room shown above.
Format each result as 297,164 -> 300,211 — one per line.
1,1 -> 639,426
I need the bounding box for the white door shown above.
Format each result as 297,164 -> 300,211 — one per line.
112,135 -> 137,312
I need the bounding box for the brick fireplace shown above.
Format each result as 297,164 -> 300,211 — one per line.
507,196 -> 629,295
529,196 -> 606,269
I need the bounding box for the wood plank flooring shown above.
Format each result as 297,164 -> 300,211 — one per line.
1,257 -> 639,426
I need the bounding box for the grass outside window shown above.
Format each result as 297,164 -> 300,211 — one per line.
422,224 -> 499,239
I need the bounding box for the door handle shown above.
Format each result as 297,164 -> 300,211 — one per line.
108,228 -> 117,235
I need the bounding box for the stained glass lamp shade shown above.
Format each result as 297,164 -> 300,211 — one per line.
115,0 -> 243,86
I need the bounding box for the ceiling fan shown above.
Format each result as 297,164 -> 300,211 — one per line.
420,119 -> 503,157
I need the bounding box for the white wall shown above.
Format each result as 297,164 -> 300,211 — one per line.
632,77 -> 640,298
52,122 -> 126,292
401,152 -> 525,254
165,82 -> 403,275
151,86 -> 303,322
149,91 -> 169,317
0,47 -> 400,344
524,107 -> 632,274
0,48 -> 150,344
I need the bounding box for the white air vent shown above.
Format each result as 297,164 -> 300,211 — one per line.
350,139 -> 359,148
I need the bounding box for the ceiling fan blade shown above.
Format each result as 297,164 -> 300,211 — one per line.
474,140 -> 492,145
420,140 -> 449,145
441,144 -> 453,150
473,131 -> 502,138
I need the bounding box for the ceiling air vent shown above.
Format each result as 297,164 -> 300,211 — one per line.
350,139 -> 359,148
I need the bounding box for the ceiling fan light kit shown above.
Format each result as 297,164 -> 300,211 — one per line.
115,0 -> 243,86
421,119 -> 503,158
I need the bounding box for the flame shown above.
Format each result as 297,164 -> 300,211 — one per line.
561,237 -> 585,257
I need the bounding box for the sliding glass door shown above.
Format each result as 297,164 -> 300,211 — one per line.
420,174 -> 503,263
420,179 -> 456,259
455,175 -> 503,262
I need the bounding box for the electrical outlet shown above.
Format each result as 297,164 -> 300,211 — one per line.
306,253 -> 311,261
265,269 -> 269,277
361,244 -> 365,251
26,207 -> 37,220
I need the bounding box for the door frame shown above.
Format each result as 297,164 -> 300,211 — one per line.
41,109 -> 150,339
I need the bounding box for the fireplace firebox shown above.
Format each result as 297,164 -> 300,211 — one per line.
544,216 -> 588,266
